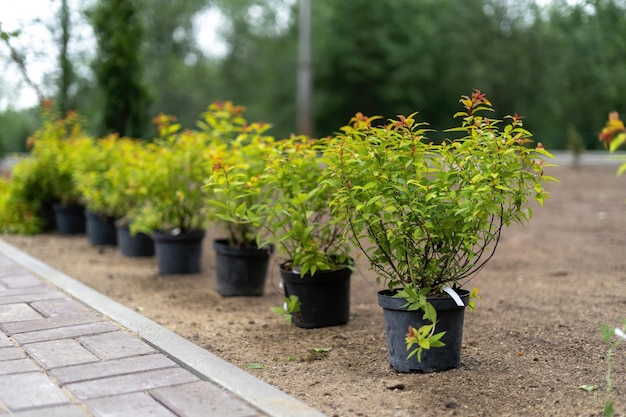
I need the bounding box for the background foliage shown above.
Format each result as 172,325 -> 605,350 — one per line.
1,0 -> 626,153
88,0 -> 150,137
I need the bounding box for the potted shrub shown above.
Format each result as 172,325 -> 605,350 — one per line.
28,106 -> 88,235
251,134 -> 353,328
131,114 -> 212,274
72,135 -> 122,246
202,102 -> 275,296
324,90 -> 557,372
106,138 -> 156,257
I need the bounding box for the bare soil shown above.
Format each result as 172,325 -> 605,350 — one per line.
3,165 -> 626,417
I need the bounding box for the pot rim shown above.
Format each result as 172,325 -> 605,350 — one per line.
279,257 -> 354,273
377,288 -> 470,310
213,238 -> 273,256
279,259 -> 354,282
152,229 -> 206,241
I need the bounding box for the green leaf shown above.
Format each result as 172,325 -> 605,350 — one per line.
609,134 -> 626,152
429,331 -> 447,348
601,324 -> 614,342
312,347 -> 331,353
423,302 -> 437,322
418,337 -> 430,349
246,362 -> 264,369
579,385 -> 596,392
407,348 -> 419,360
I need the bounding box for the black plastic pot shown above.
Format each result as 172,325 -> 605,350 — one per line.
152,229 -> 205,275
116,224 -> 155,257
39,200 -> 57,231
377,289 -> 469,373
85,210 -> 117,246
213,239 -> 272,296
52,203 -> 86,235
280,261 -> 352,329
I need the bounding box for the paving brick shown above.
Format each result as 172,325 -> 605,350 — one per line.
51,353 -> 177,384
0,265 -> 28,277
86,392 -> 177,417
67,367 -> 199,400
0,358 -> 41,376
80,331 -> 156,360
0,372 -> 70,411
12,321 -> 119,344
11,405 -> 91,417
23,339 -> 99,369
0,289 -> 64,306
0,275 -> 44,289
0,346 -> 26,361
152,381 -> 263,417
0,304 -> 44,323
31,298 -> 93,317
0,332 -> 12,347
2,313 -> 104,335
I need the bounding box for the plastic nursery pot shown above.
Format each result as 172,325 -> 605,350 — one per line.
116,224 -> 155,257
85,210 -> 117,246
213,239 -> 272,297
52,203 -> 86,235
377,288 -> 469,373
152,229 -> 205,275
279,261 -> 352,329
39,200 -> 57,231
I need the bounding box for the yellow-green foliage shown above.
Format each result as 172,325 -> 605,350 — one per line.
28,106 -> 87,205
249,135 -> 351,276
0,105 -> 93,234
131,114 -> 215,235
326,90 -> 557,290
102,138 -> 149,221
0,158 -> 46,234
73,134 -> 141,217
203,101 -> 275,246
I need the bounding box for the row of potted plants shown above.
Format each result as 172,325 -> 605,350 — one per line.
0,91 -> 556,373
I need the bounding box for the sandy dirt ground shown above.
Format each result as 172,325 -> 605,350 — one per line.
3,164 -> 626,417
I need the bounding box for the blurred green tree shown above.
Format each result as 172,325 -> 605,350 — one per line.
214,0 -> 298,138
88,0 -> 151,137
141,0 -> 219,129
57,0 -> 74,114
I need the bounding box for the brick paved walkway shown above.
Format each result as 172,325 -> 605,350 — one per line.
0,240 -> 327,417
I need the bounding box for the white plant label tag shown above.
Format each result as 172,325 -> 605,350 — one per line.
443,285 -> 464,307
